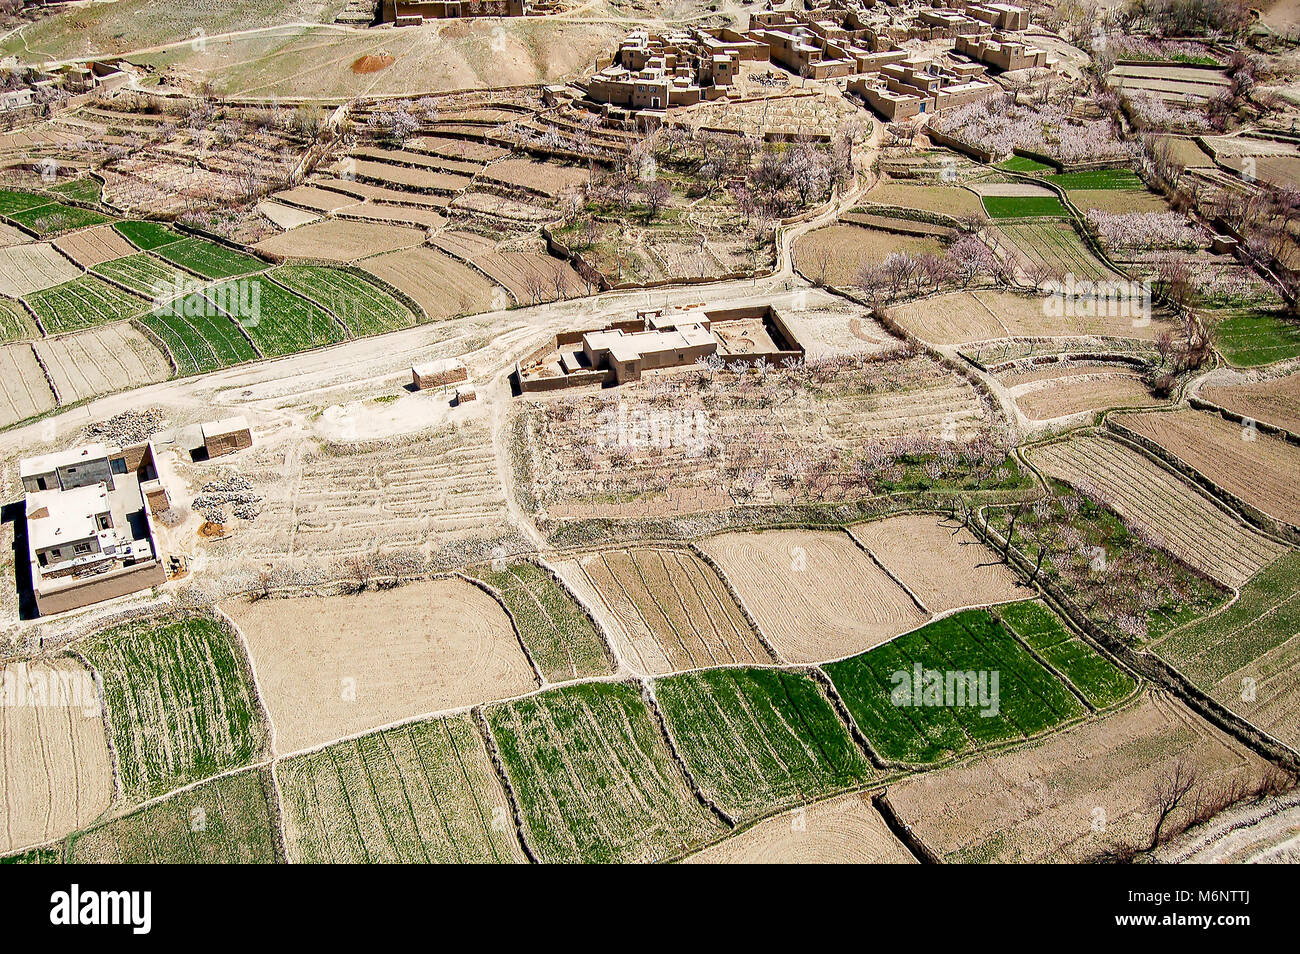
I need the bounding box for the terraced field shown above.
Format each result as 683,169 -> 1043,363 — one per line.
887,690 -> 1276,862
0,297 -> 37,341
684,792 -> 917,863
93,253 -> 192,299
1200,370 -> 1300,435
468,561 -> 614,681
360,245 -> 498,320
208,275 -> 344,357
997,600 -> 1136,709
1028,433 -> 1288,587
0,659 -> 112,854
53,223 -> 136,267
0,242 -> 80,297
995,222 -> 1114,281
486,681 -> 724,863
657,667 -> 873,821
33,322 -> 172,403
153,236 -> 265,279
8,202 -> 112,237
851,514 -> 1026,613
69,769 -> 279,864
270,264 -> 419,336
114,220 -> 183,251
1113,409 -> 1300,527
1154,552 -> 1300,750
0,342 -> 56,427
825,609 -> 1092,764
140,298 -> 259,375
254,220 -> 425,262
80,615 -> 267,801
278,714 -> 526,864
25,274 -> 147,333
698,530 -> 926,664
552,547 -> 773,675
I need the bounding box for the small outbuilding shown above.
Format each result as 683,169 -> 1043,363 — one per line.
201,416 -> 252,459
412,358 -> 468,391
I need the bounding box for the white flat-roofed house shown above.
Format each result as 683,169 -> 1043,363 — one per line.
20,441 -> 167,616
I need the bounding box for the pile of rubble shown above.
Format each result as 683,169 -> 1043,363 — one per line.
190,474 -> 262,524
82,408 -> 166,447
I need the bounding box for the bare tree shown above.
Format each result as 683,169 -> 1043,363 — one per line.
1147,760 -> 1199,850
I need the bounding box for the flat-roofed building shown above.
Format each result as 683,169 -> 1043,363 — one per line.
201,416 -> 253,459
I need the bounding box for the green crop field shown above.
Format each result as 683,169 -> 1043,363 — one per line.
0,297 -> 36,340
1046,169 -> 1145,191
487,681 -> 724,863
0,846 -> 61,864
825,609 -> 1089,764
115,220 -> 184,251
50,177 -> 103,204
271,265 -> 418,337
997,600 -> 1136,709
154,236 -> 265,279
140,297 -> 260,375
69,768 -> 280,864
93,253 -> 193,299
207,275 -> 344,356
81,614 -> 267,800
0,188 -> 50,215
1213,309 -> 1300,367
996,156 -> 1054,174
278,713 -> 526,864
1154,552 -> 1300,688
982,194 -> 1068,218
657,667 -> 873,821
469,561 -> 613,681
8,202 -> 112,236
999,221 -> 1114,281
25,275 -> 147,333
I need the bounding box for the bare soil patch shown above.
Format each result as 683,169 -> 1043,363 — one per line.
889,290 -> 1169,345
223,579 -> 538,753
1,659 -> 112,854
851,514 -> 1027,613
35,323 -> 172,404
359,245 -> 497,319
1009,369 -> 1163,420
53,224 -> 136,267
351,53 -> 394,74
254,220 -> 424,263
0,243 -> 80,297
684,792 -> 917,863
795,224 -> 943,288
1201,370 -> 1300,436
1114,409 -> 1300,527
698,530 -> 926,664
0,342 -> 56,428
549,547 -> 774,675
888,691 -> 1276,862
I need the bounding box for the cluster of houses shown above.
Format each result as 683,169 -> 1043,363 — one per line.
378,0 -> 559,23
582,1 -> 1047,123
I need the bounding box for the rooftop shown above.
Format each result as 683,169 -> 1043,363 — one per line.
200,416 -> 250,439
19,442 -> 110,478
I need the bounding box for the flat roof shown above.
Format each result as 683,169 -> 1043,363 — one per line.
19,442 -> 110,478
201,416 -> 250,439
26,483 -> 110,551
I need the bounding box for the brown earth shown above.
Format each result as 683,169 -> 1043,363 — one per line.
887,690 -> 1277,863
1201,370 -> 1300,436
34,324 -> 172,405
222,579 -> 539,753
684,792 -> 918,864
0,659 -> 113,854
697,530 -> 927,664
850,514 -> 1028,613
254,220 -> 424,262
1114,408 -> 1300,527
